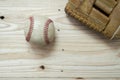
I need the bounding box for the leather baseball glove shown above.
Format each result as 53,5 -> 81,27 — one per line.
65,0 -> 120,39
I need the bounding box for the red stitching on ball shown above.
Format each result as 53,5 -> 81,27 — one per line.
26,16 -> 34,42
44,19 -> 53,44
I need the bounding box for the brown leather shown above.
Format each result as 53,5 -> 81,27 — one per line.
65,0 -> 120,39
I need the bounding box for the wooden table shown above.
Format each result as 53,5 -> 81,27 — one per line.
0,0 -> 120,80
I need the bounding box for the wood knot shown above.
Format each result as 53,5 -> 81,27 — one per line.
61,70 -> 63,72
76,77 -> 84,79
57,29 -> 60,31
40,65 -> 45,70
62,49 -> 64,51
0,16 -> 5,19
58,9 -> 61,11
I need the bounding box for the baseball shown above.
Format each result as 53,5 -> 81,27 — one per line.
24,16 -> 55,47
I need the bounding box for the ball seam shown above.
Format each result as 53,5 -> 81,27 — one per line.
26,16 -> 34,42
44,19 -> 53,44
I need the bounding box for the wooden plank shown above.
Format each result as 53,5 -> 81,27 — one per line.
0,60 -> 119,77
0,78 -> 119,80
0,0 -> 120,79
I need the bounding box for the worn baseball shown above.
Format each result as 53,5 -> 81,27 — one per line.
24,16 -> 55,47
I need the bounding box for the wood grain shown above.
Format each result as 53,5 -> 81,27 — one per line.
0,0 -> 120,79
